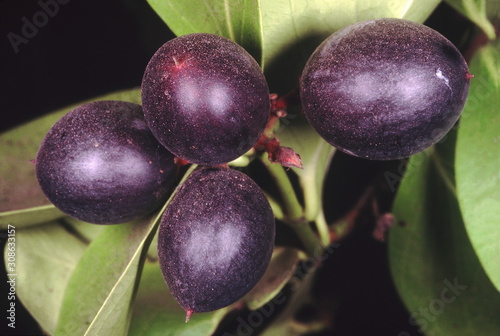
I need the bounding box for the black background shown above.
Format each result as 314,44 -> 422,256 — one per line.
0,0 -> 174,133
0,1 -> 475,335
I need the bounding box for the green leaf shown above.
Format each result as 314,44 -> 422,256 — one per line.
244,247 -> 305,310
4,222 -> 88,334
0,205 -> 64,230
455,39 -> 500,291
146,0 -> 263,62
259,0 -> 440,92
54,164 -> 197,336
445,0 -> 496,39
129,262 -> 228,336
54,214 -> 158,336
145,225 -> 160,261
486,0 -> 500,22
0,88 -> 141,214
62,217 -> 106,243
389,138 -> 500,335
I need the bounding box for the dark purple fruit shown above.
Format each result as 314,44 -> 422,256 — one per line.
157,167 -> 275,316
35,100 -> 177,224
300,18 -> 470,160
142,33 -> 270,166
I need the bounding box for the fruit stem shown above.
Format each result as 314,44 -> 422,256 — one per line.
260,153 -> 322,256
292,222 -> 323,257
271,88 -> 301,112
314,209 -> 331,247
263,153 -> 303,220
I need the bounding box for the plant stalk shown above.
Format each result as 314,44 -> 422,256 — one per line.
260,153 -> 322,256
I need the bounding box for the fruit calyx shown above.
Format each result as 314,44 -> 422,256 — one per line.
255,92 -> 303,169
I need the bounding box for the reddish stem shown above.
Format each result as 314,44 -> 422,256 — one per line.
254,91 -> 303,169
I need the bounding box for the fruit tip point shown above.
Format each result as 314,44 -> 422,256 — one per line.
185,309 -> 194,323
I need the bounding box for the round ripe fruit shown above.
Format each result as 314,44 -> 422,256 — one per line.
300,18 -> 470,160
35,100 -> 177,224
157,167 -> 275,316
142,33 -> 270,166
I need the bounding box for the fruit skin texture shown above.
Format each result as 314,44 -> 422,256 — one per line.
142,33 -> 270,166
300,18 -> 470,160
158,167 -> 275,313
35,100 -> 176,224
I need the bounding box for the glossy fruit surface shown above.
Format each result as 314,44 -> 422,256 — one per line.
300,18 -> 470,160
142,33 -> 270,166
158,167 -> 275,314
36,100 -> 176,224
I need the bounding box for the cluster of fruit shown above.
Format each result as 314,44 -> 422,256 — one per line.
35,18 -> 470,319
